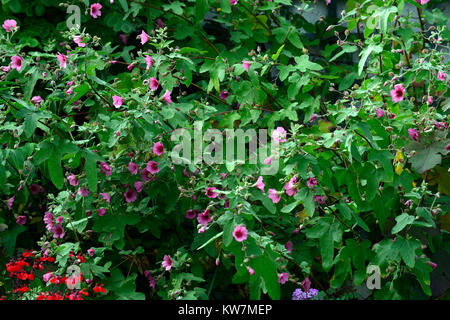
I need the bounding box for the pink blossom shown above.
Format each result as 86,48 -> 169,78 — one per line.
268,189 -> 281,203
314,195 -> 325,204
139,30 -> 149,45
408,128 -> 419,141
90,3 -> 102,19
197,209 -> 211,226
242,60 -> 250,71
307,177 -> 317,188
52,224 -> 65,239
415,0 -> 429,5
119,34 -> 128,44
285,241 -> 293,254
146,161 -> 159,174
278,272 -> 289,284
100,162 -> 112,176
375,108 -> 385,118
112,95 -> 123,108
57,52 -> 67,68
145,55 -> 153,70
233,225 -> 248,242
73,36 -> 86,47
272,127 -> 287,143
134,181 -> 143,193
247,267 -> 255,275
390,84 -> 405,103
230,0 -> 238,5
162,255 -> 173,271
220,91 -> 229,100
98,208 -> 106,216
31,95 -> 43,107
29,184 -> 42,195
7,197 -> 14,210
87,249 -> 95,257
185,209 -> 196,219
149,77 -> 159,91
77,188 -> 90,197
128,162 -> 139,175
163,90 -> 172,105
43,272 -> 53,283
124,188 -> 137,203
153,142 -> 164,156
427,96 -> 433,105
426,261 -> 437,269
284,176 -> 299,197
264,157 -> 272,165
10,56 -> 23,71
1,66 -> 10,72
100,193 -> 110,203
2,19 -> 17,32
206,187 -> 218,198
67,174 -> 79,186
437,71 -> 446,81
16,215 -> 27,225
256,176 -> 265,192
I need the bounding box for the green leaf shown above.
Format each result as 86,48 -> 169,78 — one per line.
84,150 -> 99,193
391,213 -> 415,234
358,44 -> 382,76
394,236 -> 420,268
251,250 -> 281,300
197,231 -> 223,250
281,200 -> 300,213
294,55 -> 323,72
48,152 -> 64,189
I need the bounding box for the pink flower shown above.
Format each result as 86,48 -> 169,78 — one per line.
145,55 -> 153,70
272,127 -> 287,143
163,90 -> 172,105
375,108 -> 385,118
232,225 -> 248,242
426,261 -> 437,269
390,84 -> 405,103
2,19 -> 17,32
415,0 -> 429,5
100,193 -> 110,203
307,177 -> 317,188
247,267 -> 255,275
2,66 -> 10,72
437,71 -> 446,81
43,272 -> 53,283
98,208 -> 106,216
284,176 -> 299,197
408,128 -> 419,141
149,77 -> 159,91
90,3 -> 102,19
67,174 -> 79,186
264,157 -> 272,165
220,91 -> 229,100
57,52 -> 67,68
134,181 -> 143,193
128,162 -> 139,175
309,114 -> 317,122
112,95 -> 123,108
206,187 -> 218,198
7,197 -> 14,210
10,56 -> 23,71
256,176 -> 265,192
100,162 -> 112,176
73,36 -> 86,48
278,272 -> 289,284
31,96 -> 43,107
87,249 -> 95,257
268,189 -> 281,203
153,142 -> 164,156
197,209 -> 211,226
326,0 -> 331,5
146,161 -> 159,174
141,168 -> 152,181
162,255 -> 173,271
124,188 -> 137,203
77,188 -> 90,197
230,0 -> 238,5
52,224 -> 65,239
139,30 -> 149,45
119,34 -> 128,44
16,215 -> 27,225
427,96 -> 433,105
242,60 -> 250,71
29,184 -> 42,195
314,195 -> 325,204
285,241 -> 293,254
185,209 -> 196,219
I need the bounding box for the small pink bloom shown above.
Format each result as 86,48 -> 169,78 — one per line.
90,3 -> 102,19
256,176 -> 265,192
128,162 -> 139,175
57,52 -> 67,69
100,162 -> 112,176
139,30 -> 149,45
285,241 -> 293,254
73,36 -> 86,47
52,224 -> 65,239
163,90 -> 172,105
149,77 -> 159,91
427,96 -> 433,105
1,66 -> 10,72
146,161 -> 159,174
112,95 -> 123,108
206,187 -> 218,198
67,174 -> 79,186
100,193 -> 110,203
437,71 -> 446,81
314,195 -> 325,204
233,225 -> 248,242
375,108 -> 385,118
153,142 -> 164,156
219,91 -> 229,100
77,188 -> 90,197
98,208 -> 106,216
284,176 -> 299,197
10,56 -> 23,71
278,272 -> 289,284
134,181 -> 143,193
124,188 -> 137,203
145,55 -> 153,70
162,255 -> 173,271
390,84 -> 405,103
2,19 -> 17,32
185,209 -> 196,219
230,0 -> 238,5
87,249 -> 95,256
16,215 -> 27,225
268,189 -> 281,203
31,96 -> 43,107
43,272 -> 52,283
119,34 -> 128,44
426,261 -> 437,269
272,127 -> 287,143
242,60 -> 250,71
408,128 -> 419,141
247,267 -> 255,275
264,157 -> 272,165
197,209 -> 211,226
307,177 -> 317,188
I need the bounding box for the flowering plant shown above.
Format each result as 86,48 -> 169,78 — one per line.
0,0 -> 448,300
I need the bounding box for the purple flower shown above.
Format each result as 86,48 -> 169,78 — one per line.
307,177 -> 317,188
100,192 -> 111,203
278,273 -> 289,284
185,209 -> 196,219
124,188 -> 137,203
87,249 -> 95,256
16,215 -> 27,225
219,91 -> 229,100
67,174 -> 79,186
77,188 -> 90,197
98,208 -> 106,216
313,195 -> 325,204
375,108 -> 385,118
134,181 -> 143,193
7,197 -> 14,210
100,162 -> 112,176
197,209 -> 211,226
205,187 -> 218,198
52,224 -> 65,239
408,128 -> 419,141
29,184 -> 42,195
